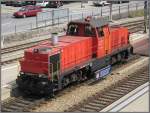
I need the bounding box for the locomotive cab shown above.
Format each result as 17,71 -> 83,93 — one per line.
66,17 -> 111,58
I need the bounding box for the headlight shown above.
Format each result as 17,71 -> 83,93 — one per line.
39,74 -> 46,77
20,72 -> 24,75
18,12 -> 23,15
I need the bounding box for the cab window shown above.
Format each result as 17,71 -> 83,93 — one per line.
67,24 -> 79,36
85,24 -> 92,36
97,27 -> 104,37
85,24 -> 96,37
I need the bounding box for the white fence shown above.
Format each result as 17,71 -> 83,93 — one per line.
2,2 -> 145,36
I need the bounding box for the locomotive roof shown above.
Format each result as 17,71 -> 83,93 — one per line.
70,17 -> 109,27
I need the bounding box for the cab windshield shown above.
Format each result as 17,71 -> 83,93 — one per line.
19,7 -> 27,11
67,24 -> 79,36
37,1 -> 43,3
67,23 -> 96,37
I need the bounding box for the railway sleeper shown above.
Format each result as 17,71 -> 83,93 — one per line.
11,102 -> 29,108
129,77 -> 149,81
109,90 -> 126,95
73,110 -> 84,112
18,98 -> 43,107
4,105 -> 24,111
100,95 -> 118,100
15,103 -> 35,111
125,80 -> 146,85
22,108 -> 31,112
139,72 -> 149,75
34,100 -> 45,106
1,107 -> 16,112
122,82 -> 139,87
15,98 -> 36,105
96,97 -> 113,103
83,105 -> 101,111
117,84 -> 135,89
86,103 -> 106,112
84,104 -> 100,108
15,101 -> 34,107
113,87 -> 132,93
90,100 -> 108,106
104,93 -> 123,98
79,107 -> 98,112
2,97 -> 16,104
88,102 -> 107,109
129,73 -> 148,78
68,108 -> 79,112
120,84 -> 138,89
127,78 -> 148,82
21,97 -> 37,102
137,70 -> 148,74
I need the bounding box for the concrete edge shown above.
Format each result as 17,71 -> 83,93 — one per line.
100,82 -> 149,112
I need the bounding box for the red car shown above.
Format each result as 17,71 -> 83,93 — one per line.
13,5 -> 42,18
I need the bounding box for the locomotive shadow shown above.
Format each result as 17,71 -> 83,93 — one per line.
9,82 -> 25,97
9,83 -> 46,99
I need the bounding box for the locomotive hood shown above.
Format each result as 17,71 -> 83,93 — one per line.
20,35 -> 90,75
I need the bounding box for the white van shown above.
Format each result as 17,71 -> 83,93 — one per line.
36,0 -> 49,7
93,0 -> 110,6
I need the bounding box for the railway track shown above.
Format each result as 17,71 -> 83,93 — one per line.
1,55 -> 147,112
65,65 -> 149,112
1,96 -> 47,112
1,40 -> 48,54
1,19 -> 145,65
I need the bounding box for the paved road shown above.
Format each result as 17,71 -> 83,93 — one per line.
1,62 -> 20,87
1,1 -> 144,35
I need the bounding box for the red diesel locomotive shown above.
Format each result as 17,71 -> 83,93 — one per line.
16,17 -> 133,95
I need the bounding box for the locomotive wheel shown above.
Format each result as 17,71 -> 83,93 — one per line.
128,47 -> 134,55
62,77 -> 70,88
78,70 -> 87,82
111,55 -> 117,65
117,54 -> 122,62
23,14 -> 26,18
70,74 -> 78,82
121,51 -> 126,59
120,51 -> 127,63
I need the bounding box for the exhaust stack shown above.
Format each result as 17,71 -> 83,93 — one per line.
51,32 -> 58,46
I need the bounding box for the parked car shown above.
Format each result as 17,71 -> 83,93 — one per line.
121,1 -> 129,3
1,0 -> 6,4
47,1 -> 63,8
93,0 -> 110,6
107,1 -> 129,4
36,0 -> 49,8
13,5 -> 42,18
13,1 -> 26,7
63,1 -> 80,4
5,1 -> 14,6
25,1 -> 36,5
12,1 -> 36,7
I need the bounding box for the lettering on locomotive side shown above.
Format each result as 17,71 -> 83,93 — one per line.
95,65 -> 111,80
